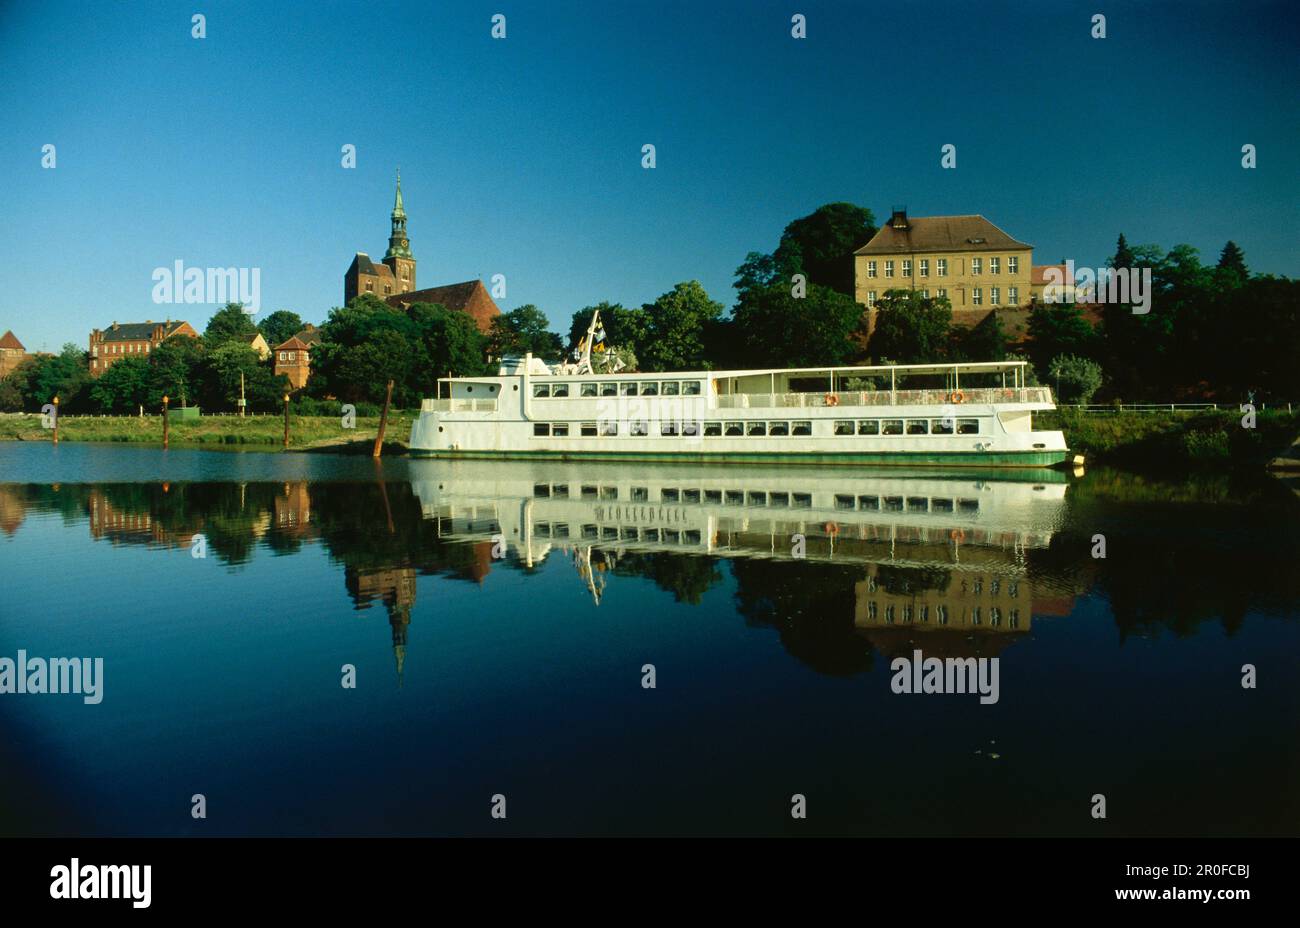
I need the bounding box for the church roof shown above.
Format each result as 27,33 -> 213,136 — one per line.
0,330 -> 24,350
385,280 -> 501,334
347,253 -> 395,279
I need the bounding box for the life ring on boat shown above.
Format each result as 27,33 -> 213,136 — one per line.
949,391 -> 965,404
824,521 -> 840,536
950,529 -> 966,543
825,393 -> 839,407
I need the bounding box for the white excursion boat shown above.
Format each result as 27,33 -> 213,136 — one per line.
409,312 -> 1077,468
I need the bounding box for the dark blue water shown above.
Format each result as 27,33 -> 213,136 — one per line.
1,442 -> 1297,836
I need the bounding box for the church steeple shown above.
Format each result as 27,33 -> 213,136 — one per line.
385,168 -> 412,260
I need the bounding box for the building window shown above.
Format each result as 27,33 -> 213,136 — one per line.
972,288 -> 983,305
1008,286 -> 1019,304
919,259 -> 929,277
937,259 -> 948,277
279,352 -> 287,361
1008,256 -> 1019,274
884,260 -> 894,278
866,291 -> 877,306
990,257 -> 1000,274
901,259 -> 912,277
365,283 -> 373,292
384,285 -> 392,294
867,260 -> 877,278
971,257 -> 982,275
938,288 -> 948,300
990,287 -> 1000,305
921,289 -> 930,299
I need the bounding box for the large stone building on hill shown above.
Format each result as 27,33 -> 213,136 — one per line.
345,171 -> 500,334
88,319 -> 198,377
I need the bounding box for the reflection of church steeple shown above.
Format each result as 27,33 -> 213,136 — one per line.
345,564 -> 418,687
390,602 -> 410,687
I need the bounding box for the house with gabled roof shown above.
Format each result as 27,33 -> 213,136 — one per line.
88,319 -> 198,377
274,324 -> 322,390
0,330 -> 29,378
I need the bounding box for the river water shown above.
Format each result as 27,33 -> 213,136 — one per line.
1,442 -> 1297,836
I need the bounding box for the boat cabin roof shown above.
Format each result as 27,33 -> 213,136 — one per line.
448,359 -> 1028,383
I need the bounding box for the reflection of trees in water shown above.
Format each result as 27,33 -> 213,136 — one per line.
602,550 -> 722,606
729,559 -> 874,676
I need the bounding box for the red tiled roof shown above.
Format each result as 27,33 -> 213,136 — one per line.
0,330 -> 24,350
856,214 -> 1032,255
385,279 -> 501,334
1031,264 -> 1070,285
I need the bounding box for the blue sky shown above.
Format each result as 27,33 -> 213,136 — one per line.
2,0 -> 1297,352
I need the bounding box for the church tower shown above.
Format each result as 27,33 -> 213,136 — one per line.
382,169 -> 416,294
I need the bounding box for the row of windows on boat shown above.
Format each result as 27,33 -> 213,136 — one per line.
533,522 -> 705,545
531,417 -> 984,438
528,381 -> 705,398
531,482 -> 980,514
863,602 -> 1022,628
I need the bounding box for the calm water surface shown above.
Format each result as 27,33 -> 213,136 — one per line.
1,442 -> 1298,836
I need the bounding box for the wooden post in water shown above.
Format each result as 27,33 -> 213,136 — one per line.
51,396 -> 59,444
373,379 -> 394,458
162,395 -> 170,448
282,393 -> 290,449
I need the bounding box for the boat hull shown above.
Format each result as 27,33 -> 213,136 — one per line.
408,447 -> 1073,468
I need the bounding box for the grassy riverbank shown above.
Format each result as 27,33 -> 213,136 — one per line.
1038,408 -> 1300,471
0,412 -> 414,451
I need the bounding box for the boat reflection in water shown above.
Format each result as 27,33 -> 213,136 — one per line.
410,459 -> 1070,658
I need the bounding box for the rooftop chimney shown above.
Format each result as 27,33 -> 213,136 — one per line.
890,206 -> 909,230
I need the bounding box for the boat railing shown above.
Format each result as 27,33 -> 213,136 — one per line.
421,398 -> 499,413
714,387 -> 1052,409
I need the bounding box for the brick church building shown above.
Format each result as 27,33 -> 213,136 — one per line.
344,172 -> 500,334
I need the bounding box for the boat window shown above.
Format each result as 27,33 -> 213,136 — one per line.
643,528 -> 660,542
552,485 -> 569,498
621,527 -> 639,541
746,422 -> 766,436
553,523 -> 570,538
581,524 -> 599,539
725,490 -> 744,505
661,421 -> 678,436
631,487 -> 648,502
858,420 -> 879,435
681,421 -> 700,438
834,494 -> 855,510
792,492 -> 812,508
640,382 -> 658,396
683,489 -> 701,503
906,496 -> 928,512
599,420 -> 618,436
551,423 -> 569,437
683,530 -> 702,544
958,499 -> 979,514
769,421 -> 789,436
724,421 -> 743,436
600,383 -> 617,396
620,382 -> 638,396
581,383 -> 598,397
552,383 -> 570,398
906,419 -> 929,435
704,422 -> 722,437
630,420 -> 649,436
704,489 -> 722,504
883,496 -> 904,512
533,484 -> 551,498
534,521 -> 551,537
932,498 -> 954,513
682,381 -> 702,395
792,421 -> 812,436
603,527 -> 619,541
859,495 -> 880,510
533,384 -> 551,398
662,381 -> 680,396
882,419 -> 904,435
581,485 -> 598,499
601,487 -> 618,500
533,423 -> 550,436
931,418 -> 954,435
834,420 -> 855,436
747,491 -> 767,506
957,418 -> 980,434
662,488 -> 680,502
769,492 -> 789,507
580,422 -> 598,437
664,529 -> 680,543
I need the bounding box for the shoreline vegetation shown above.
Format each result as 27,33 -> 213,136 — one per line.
3,408 -> 1297,472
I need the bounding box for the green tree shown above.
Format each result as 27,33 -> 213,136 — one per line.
18,344 -> 89,411
1026,302 -> 1099,372
639,281 -> 724,371
771,203 -> 877,297
566,302 -> 650,357
1047,354 -> 1104,404
726,281 -> 866,368
149,334 -> 205,407
407,302 -> 489,396
950,310 -> 1007,362
257,310 -> 305,348
488,304 -> 562,361
199,343 -> 289,412
867,291 -> 952,363
203,302 -> 259,347
88,356 -> 152,413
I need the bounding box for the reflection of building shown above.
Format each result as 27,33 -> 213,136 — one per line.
88,320 -> 198,377
346,566 -> 417,685
0,486 -> 27,535
86,488 -> 202,547
274,482 -> 313,535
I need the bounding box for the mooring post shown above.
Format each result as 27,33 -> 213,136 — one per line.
283,393 -> 290,449
373,379 -> 394,458
52,395 -> 59,444
162,395 -> 170,448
